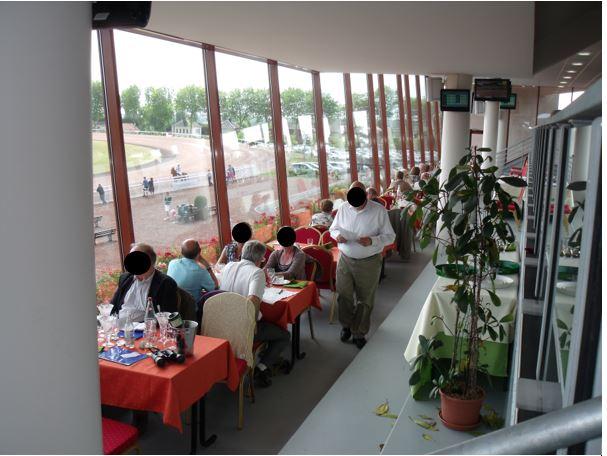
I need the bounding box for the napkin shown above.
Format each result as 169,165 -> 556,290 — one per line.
283,281 -> 308,289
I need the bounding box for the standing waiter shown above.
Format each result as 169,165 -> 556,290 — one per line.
329,182 -> 395,348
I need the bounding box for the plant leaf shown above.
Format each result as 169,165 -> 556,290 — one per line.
374,401 -> 390,416
422,433 -> 433,441
487,289 -> 501,307
499,176 -> 527,187
567,181 -> 586,191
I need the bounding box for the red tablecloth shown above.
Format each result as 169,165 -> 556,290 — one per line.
99,336 -> 239,432
260,282 -> 321,331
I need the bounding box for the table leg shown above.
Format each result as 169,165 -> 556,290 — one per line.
295,315 -> 306,360
190,401 -> 198,454
199,397 -> 217,448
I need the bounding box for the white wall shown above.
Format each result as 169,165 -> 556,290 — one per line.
0,3 -> 102,453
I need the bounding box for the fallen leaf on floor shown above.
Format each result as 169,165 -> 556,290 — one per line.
422,433 -> 433,441
409,416 -> 438,431
379,413 -> 399,419
378,443 -> 384,451
374,400 -> 390,416
468,431 -> 485,437
418,414 -> 434,420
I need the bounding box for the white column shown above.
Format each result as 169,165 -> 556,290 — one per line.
495,110 -> 508,174
0,3 -> 102,453
570,126 -> 591,202
439,74 -> 472,184
481,101 -> 499,167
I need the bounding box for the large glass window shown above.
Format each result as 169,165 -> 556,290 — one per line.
408,75 -> 421,165
372,75 -> 385,192
113,31 -> 221,269
278,66 -> 320,228
384,75 -> 403,176
92,32 -> 122,303
320,73 -> 351,199
350,74 -> 372,187
215,52 -> 279,242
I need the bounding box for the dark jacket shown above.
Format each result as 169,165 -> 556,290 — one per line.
110,270 -> 178,315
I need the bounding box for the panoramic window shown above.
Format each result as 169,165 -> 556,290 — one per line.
278,66 -> 320,228
384,75 -> 404,175
91,32 -> 122,303
215,52 -> 279,242
350,73 -> 372,187
320,73 -> 351,199
408,75 -> 422,165
113,31 -> 221,271
372,74 -> 386,192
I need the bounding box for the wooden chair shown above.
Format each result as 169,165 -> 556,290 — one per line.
381,194 -> 395,209
202,292 -> 264,430
176,287 -> 197,323
102,417 -> 139,455
303,245 -> 338,324
320,230 -> 337,248
311,224 -> 328,233
294,226 -> 322,245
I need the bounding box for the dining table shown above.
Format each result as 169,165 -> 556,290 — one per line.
404,245 -> 521,399
98,335 -> 240,454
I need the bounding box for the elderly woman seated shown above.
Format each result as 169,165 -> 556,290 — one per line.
410,166 -> 421,183
264,226 -> 306,280
366,187 -> 382,203
310,199 -> 334,228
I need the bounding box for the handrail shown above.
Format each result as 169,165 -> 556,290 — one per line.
431,396 -> 601,455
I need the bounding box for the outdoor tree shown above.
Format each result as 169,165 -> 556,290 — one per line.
321,94 -> 342,120
91,80 -> 105,127
175,85 -> 206,128
141,87 -> 174,132
219,89 -> 250,131
352,93 -> 369,111
121,85 -> 141,126
281,87 -> 314,120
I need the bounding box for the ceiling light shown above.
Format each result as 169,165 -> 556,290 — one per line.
577,52 -> 591,56
566,70 -> 576,73
557,85 -> 564,88
560,81 -> 568,85
563,76 -> 572,79
571,62 -> 583,66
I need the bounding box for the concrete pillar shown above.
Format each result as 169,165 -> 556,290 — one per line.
495,110 -> 508,174
0,3 -> 102,453
439,74 -> 472,184
570,125 -> 591,202
481,101 -> 499,167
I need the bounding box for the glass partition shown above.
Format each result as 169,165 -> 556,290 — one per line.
350,73 -> 372,187
320,73 -> 351,198
278,66 -> 320,228
215,52 -> 279,242
113,31 -> 221,268
92,32 -> 122,303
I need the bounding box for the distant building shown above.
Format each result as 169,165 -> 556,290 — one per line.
122,123 -> 140,133
172,120 -> 203,136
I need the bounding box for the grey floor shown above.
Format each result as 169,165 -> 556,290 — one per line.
103,251 -> 431,454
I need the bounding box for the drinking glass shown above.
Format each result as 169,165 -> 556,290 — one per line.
155,312 -> 171,347
267,268 -> 276,284
165,326 -> 177,351
307,238 -> 314,245
101,315 -> 117,347
97,303 -> 113,317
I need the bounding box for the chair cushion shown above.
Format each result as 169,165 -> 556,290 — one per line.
102,417 -> 138,455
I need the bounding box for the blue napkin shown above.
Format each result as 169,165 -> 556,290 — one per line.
99,346 -> 148,366
117,329 -> 144,340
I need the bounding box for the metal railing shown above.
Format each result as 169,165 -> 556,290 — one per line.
495,135 -> 534,175
432,396 -> 601,455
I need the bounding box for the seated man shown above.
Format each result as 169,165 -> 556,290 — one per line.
219,240 -> 290,388
366,187 -> 382,204
110,243 -> 178,321
310,199 -> 334,228
388,170 -> 413,195
167,239 -> 218,304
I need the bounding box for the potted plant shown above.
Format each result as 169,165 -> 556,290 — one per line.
406,147 -> 526,430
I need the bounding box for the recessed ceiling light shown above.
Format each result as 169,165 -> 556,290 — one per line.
557,85 -> 564,88
563,76 -> 572,79
571,62 -> 583,66
577,52 -> 591,56
560,81 -> 568,85
566,70 -> 576,73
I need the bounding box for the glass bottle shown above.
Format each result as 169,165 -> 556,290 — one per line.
143,297 -> 156,348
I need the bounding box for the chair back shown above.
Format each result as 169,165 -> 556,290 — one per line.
202,292 -> 256,367
331,209 -> 338,218
303,255 -> 318,282
302,245 -> 332,287
311,224 -> 328,233
263,244 -> 274,263
320,230 -> 337,248
376,197 -> 388,208
176,287 -> 197,322
381,194 -> 394,209
294,226 -> 322,245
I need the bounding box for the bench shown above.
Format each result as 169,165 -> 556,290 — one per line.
95,228 -> 116,243
93,216 -> 103,228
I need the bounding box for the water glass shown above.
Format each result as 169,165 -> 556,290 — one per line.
155,312 -> 171,347
97,303 -> 113,317
267,268 -> 276,284
307,238 -> 314,245
101,315 -> 117,347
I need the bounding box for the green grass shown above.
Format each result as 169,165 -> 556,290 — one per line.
92,140 -> 158,175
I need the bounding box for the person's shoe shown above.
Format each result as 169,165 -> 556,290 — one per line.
254,367 -> 272,388
353,337 -> 367,349
272,358 -> 292,375
340,327 -> 352,342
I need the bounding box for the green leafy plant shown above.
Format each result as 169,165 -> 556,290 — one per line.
194,195 -> 209,221
406,147 -> 526,400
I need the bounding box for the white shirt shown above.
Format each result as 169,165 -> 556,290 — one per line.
329,200 -> 396,259
219,259 -> 266,301
122,273 -> 154,322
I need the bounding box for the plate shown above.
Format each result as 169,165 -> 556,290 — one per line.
272,278 -> 290,286
556,281 -> 576,296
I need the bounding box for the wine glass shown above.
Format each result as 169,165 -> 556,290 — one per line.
101,315 -> 117,348
155,312 -> 171,347
97,303 -> 113,317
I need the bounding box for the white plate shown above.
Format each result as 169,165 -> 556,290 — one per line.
483,275 -> 515,289
556,281 -> 577,297
272,278 -> 290,286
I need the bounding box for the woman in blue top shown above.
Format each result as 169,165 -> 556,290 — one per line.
217,222 -> 253,264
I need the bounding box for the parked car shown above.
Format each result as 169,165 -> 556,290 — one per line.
290,162 -> 319,176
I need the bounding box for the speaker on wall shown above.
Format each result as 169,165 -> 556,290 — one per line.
425,77 -> 444,102
92,2 -> 152,29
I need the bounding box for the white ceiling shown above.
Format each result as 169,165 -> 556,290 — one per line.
146,1 -> 535,78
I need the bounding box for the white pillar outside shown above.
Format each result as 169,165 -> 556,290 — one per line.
495,110 -> 508,174
570,125 -> 591,202
481,101 -> 499,167
439,74 -> 472,184
0,3 -> 102,453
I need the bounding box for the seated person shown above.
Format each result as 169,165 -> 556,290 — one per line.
413,172 -> 432,190
310,199 -> 334,228
410,166 -> 421,183
330,189 -> 345,210
167,239 -> 218,303
366,187 -> 382,204
220,240 -> 290,387
217,222 -> 253,264
110,243 -> 178,321
387,170 -> 413,195
264,226 -> 306,280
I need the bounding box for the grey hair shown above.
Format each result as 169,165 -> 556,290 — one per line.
241,240 -> 266,264
130,242 -> 157,265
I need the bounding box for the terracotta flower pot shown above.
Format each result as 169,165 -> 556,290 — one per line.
439,388 -> 485,431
